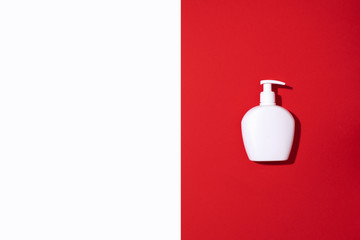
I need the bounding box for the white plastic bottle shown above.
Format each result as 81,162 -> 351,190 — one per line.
241,80 -> 295,161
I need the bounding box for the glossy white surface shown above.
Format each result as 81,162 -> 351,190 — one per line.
241,105 -> 295,161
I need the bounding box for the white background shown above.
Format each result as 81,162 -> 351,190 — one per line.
0,1 -> 180,239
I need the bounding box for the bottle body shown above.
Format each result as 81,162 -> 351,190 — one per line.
241,105 -> 295,161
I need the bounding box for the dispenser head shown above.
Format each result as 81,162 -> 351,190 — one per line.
260,80 -> 286,105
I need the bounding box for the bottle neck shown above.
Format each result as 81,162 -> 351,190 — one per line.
260,91 -> 276,105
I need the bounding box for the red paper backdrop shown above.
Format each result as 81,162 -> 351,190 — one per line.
182,0 -> 360,239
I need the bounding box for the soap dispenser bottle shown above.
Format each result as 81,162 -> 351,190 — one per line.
241,80 -> 295,161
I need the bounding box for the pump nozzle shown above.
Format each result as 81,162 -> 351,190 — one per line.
260,80 -> 286,105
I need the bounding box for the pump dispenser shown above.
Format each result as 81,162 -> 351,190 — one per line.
260,80 -> 285,105
241,80 -> 295,161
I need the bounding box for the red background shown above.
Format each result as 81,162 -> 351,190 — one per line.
182,0 -> 360,239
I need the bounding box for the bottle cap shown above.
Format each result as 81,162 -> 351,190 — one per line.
260,80 -> 285,105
